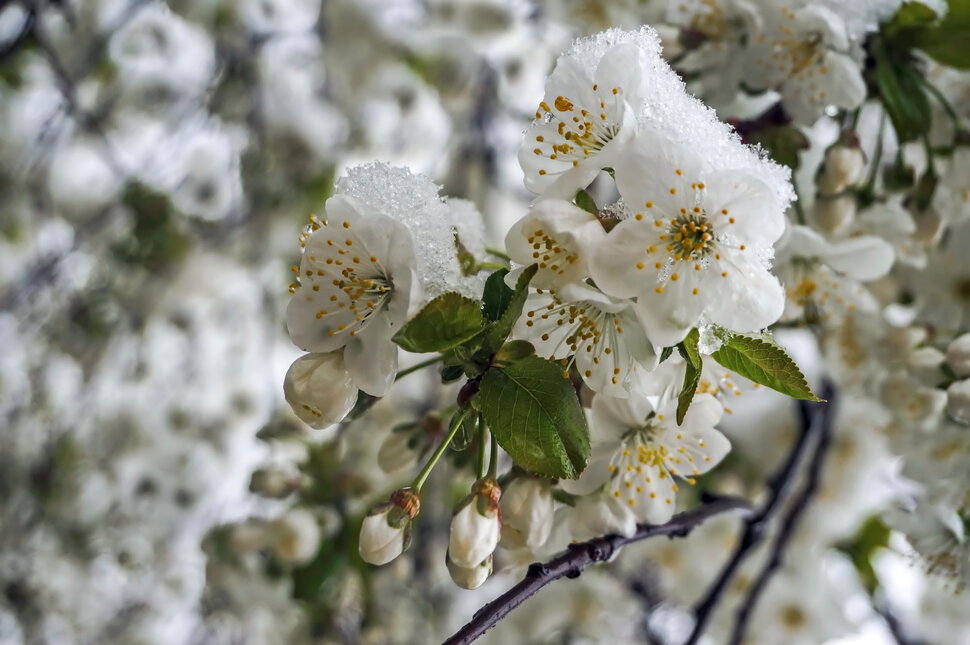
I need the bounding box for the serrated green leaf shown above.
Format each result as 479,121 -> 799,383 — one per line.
575,189 -> 598,215
676,329 -> 702,425
711,335 -> 820,401
659,346 -> 674,364
393,292 -> 484,353
479,356 -> 590,479
482,269 -> 514,321
478,264 -> 537,357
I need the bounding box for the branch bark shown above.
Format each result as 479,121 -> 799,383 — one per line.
441,495 -> 754,645
684,385 -> 836,645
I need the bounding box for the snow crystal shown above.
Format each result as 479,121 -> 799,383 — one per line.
561,26 -> 795,211
337,163 -> 464,303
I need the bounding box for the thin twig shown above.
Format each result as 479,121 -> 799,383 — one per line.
441,495 -> 754,645
728,391 -> 837,644
684,387 -> 833,645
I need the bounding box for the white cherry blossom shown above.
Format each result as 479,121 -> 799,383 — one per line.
513,283 -> 657,397
286,194 -> 416,396
590,128 -> 787,347
518,41 -> 648,198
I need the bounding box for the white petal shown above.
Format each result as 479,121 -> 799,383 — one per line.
283,352 -> 358,428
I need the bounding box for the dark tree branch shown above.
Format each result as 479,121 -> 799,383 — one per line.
728,390 -> 837,644
684,385 -> 836,645
441,495 -> 754,645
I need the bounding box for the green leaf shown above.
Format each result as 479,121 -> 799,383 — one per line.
835,516 -> 891,594
478,264 -> 538,357
711,335 -> 820,401
575,189 -> 598,215
393,292 -> 484,353
874,40 -> 932,143
913,0 -> 970,69
482,269 -> 514,321
658,346 -> 674,364
479,356 -> 590,479
493,340 -> 536,364
676,329 -> 702,425
440,364 -> 465,383
884,1 -> 940,40
748,126 -> 810,171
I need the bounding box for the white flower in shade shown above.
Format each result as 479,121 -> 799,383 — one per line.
270,508 -> 322,565
775,224 -> 894,325
286,194 -> 416,396
947,379 -> 970,424
564,384 -> 730,525
589,128 -> 787,347
933,147 -> 970,223
518,41 -> 648,198
505,199 -> 607,290
567,488 -> 637,542
744,2 -> 866,124
514,283 -> 657,397
283,351 -> 358,428
947,334 -> 970,377
500,476 -> 556,551
449,478 -> 502,569
359,488 -> 420,566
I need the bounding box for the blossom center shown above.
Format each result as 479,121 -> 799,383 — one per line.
526,227 -> 578,275
667,213 -> 714,261
531,86 -> 623,171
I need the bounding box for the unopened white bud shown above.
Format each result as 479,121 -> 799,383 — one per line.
250,467 -> 301,498
284,351 -> 358,428
813,195 -> 856,235
817,145 -> 866,196
500,476 -> 555,551
271,508 -> 322,565
946,334 -> 970,377
359,488 -> 420,566
449,478 -> 501,569
907,346 -> 946,383
447,552 -> 493,590
947,379 -> 970,424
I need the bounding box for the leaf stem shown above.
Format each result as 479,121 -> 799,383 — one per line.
487,431 -> 498,480
477,261 -> 510,272
477,415 -> 488,479
485,247 -> 511,261
394,356 -> 442,382
413,408 -> 468,492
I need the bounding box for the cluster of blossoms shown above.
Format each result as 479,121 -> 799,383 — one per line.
4,0 -> 970,644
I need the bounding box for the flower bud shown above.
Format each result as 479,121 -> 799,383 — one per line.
500,476 -> 555,551
817,145 -> 866,196
283,351 -> 358,428
946,334 -> 970,377
449,478 -> 501,569
947,379 -> 970,424
446,552 -> 493,590
359,488 -> 421,566
271,508 -> 322,565
907,346 -> 946,383
813,194 -> 856,235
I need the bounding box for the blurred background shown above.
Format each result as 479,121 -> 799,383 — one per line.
1,1 -> 969,644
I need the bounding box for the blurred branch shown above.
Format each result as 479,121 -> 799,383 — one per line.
727,389 -> 836,644
440,495 -> 754,645
684,385 -> 836,645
